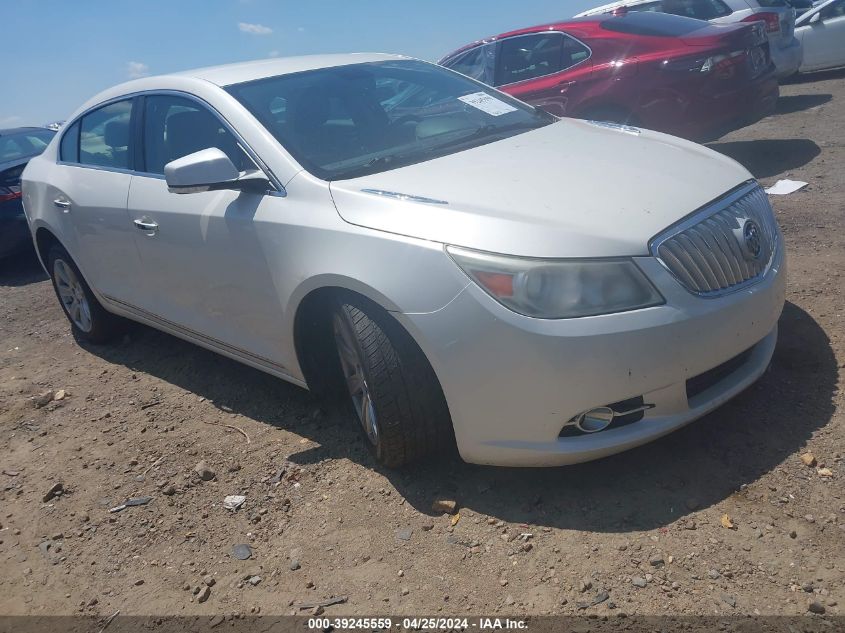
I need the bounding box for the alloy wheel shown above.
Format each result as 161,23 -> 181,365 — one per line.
53,259 -> 93,332
332,312 -> 380,446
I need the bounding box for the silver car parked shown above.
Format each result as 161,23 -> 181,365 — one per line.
22,55 -> 785,467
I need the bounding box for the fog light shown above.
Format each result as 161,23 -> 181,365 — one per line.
575,407 -> 615,433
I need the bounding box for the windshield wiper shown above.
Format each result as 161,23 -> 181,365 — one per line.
329,121 -> 544,180
427,121 -> 540,153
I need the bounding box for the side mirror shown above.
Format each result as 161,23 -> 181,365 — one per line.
164,147 -> 270,194
809,11 -> 822,23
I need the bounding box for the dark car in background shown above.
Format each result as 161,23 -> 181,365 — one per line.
439,12 -> 779,141
1,127 -> 55,258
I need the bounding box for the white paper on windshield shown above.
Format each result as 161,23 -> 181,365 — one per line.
765,179 -> 808,195
458,92 -> 517,116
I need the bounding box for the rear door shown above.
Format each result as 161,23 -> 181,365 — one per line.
494,32 -> 593,117
126,93 -> 286,363
52,99 -> 141,303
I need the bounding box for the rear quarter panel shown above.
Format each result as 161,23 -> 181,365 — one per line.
21,152 -> 80,270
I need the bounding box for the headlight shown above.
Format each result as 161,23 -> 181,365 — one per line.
447,246 -> 664,319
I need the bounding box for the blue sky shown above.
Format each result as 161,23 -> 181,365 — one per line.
1,0 -> 596,128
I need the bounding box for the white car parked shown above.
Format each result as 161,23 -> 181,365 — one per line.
795,0 -> 845,72
22,54 -> 785,467
575,0 -> 803,78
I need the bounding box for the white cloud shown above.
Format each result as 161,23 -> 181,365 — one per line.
268,50 -> 280,58
297,26 -> 306,32
0,115 -> 22,127
238,22 -> 272,35
127,61 -> 149,79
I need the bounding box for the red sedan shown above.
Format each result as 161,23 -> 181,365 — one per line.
439,12 -> 779,141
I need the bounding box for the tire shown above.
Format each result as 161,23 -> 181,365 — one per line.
331,296 -> 454,468
47,244 -> 123,344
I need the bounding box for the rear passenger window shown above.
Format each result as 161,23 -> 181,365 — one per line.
59,122 -> 80,163
79,101 -> 133,169
142,95 -> 252,175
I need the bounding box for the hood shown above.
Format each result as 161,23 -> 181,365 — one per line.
329,119 -> 751,258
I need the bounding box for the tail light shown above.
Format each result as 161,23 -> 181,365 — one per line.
0,186 -> 22,203
742,12 -> 781,34
662,50 -> 746,78
702,50 -> 747,78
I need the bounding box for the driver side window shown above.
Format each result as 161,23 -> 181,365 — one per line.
142,95 -> 252,175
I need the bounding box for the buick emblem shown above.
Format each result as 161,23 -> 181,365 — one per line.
736,219 -> 763,260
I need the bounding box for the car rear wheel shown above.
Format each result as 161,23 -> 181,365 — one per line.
331,297 -> 454,468
48,245 -> 123,344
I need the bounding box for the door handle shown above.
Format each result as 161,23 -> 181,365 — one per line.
557,81 -> 576,92
133,218 -> 159,234
53,198 -> 71,213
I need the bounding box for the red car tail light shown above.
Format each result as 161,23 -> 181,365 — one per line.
662,50 -> 746,78
742,12 -> 781,34
703,50 -> 748,78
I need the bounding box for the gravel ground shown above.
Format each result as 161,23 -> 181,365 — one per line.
0,69 -> 843,619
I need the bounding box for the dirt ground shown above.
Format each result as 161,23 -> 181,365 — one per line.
1,70 -> 843,620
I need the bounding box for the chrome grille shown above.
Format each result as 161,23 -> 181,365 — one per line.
651,183 -> 778,296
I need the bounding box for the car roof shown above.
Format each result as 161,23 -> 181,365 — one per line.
65,53 -> 416,124
0,127 -> 54,136
170,52 -> 409,87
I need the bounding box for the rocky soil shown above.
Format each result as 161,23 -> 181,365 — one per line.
0,70 -> 843,620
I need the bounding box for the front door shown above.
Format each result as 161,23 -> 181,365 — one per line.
126,94 -> 288,366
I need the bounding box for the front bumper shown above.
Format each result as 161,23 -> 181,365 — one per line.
771,37 -> 803,78
398,243 -> 786,466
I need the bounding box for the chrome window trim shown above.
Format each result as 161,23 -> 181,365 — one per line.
53,162 -> 137,177
648,180 -> 779,298
496,31 -> 593,89
56,89 -> 285,196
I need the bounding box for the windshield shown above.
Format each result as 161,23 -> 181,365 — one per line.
226,60 -> 554,181
0,129 -> 55,162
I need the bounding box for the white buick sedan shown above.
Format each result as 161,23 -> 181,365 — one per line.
22,54 -> 785,467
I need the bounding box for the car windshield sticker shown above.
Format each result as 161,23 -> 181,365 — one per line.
458,92 -> 518,116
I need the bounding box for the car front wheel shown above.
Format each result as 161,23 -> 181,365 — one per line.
331,297 -> 453,468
